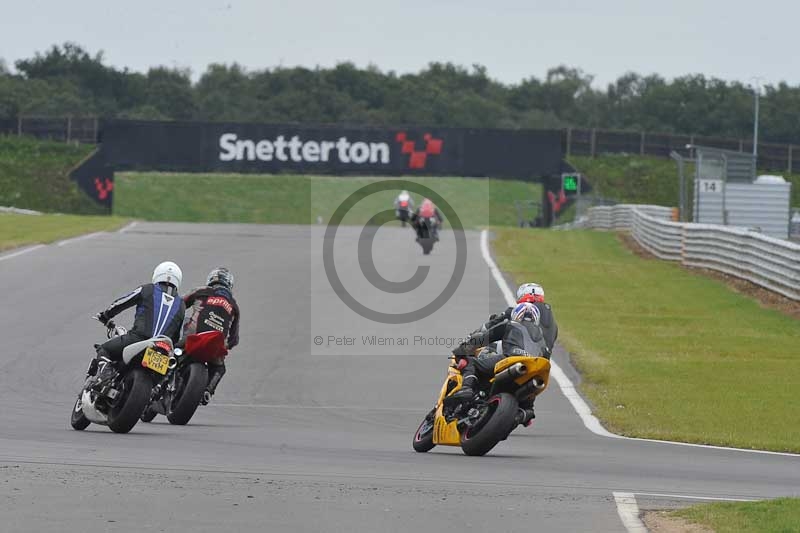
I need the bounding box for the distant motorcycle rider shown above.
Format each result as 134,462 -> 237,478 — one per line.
182,267 -> 240,405
91,261 -> 186,380
410,198 -> 444,240
394,190 -> 415,225
450,283 -> 558,426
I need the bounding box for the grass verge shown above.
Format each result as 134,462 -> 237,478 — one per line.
0,213 -> 128,252
0,135 -> 103,214
672,498 -> 800,532
114,173 -> 541,228
493,228 -> 799,452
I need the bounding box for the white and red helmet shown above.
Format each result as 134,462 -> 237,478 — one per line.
516,282 -> 545,304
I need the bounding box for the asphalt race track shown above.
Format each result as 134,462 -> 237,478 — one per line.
1,222 -> 798,532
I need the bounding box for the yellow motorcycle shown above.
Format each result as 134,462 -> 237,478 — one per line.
412,349 -> 551,456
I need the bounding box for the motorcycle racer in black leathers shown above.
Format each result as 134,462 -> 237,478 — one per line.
410,198 -> 444,241
91,261 -> 185,380
450,283 -> 557,426
486,282 -> 558,357
181,267 -> 240,405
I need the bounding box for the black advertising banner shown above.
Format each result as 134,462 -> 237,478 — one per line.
0,118 -> 16,135
100,119 -> 564,179
69,148 -> 114,210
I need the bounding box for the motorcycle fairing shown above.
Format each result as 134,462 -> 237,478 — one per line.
121,335 -> 173,365
80,390 -> 107,424
493,355 -> 551,390
184,330 -> 228,363
433,404 -> 461,445
431,363 -> 464,446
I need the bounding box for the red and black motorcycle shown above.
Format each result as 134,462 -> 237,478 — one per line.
140,330 -> 228,425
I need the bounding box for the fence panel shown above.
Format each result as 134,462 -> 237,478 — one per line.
569,128 -> 593,156
595,130 -> 641,155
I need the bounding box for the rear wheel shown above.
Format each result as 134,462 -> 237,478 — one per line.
108,368 -> 152,434
460,393 -> 518,456
70,394 -> 90,431
167,362 -> 208,425
412,409 -> 436,452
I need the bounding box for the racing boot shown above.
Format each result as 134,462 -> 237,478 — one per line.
89,345 -> 118,382
202,363 -> 226,405
450,374 -> 478,402
94,355 -> 117,383
86,357 -> 99,377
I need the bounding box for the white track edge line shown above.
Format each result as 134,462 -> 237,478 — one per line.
612,492 -> 648,533
479,229 -> 800,457
0,244 -> 45,262
633,492 -> 759,502
118,221 -> 138,233
56,231 -> 105,247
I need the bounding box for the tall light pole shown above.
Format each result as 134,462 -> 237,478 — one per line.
752,78 -> 762,158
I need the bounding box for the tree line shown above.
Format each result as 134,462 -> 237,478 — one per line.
1,42 -> 798,144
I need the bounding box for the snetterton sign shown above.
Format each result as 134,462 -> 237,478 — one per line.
219,133 -> 391,165
99,119 -> 564,178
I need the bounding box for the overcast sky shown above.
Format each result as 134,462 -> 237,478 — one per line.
1,0 -> 796,88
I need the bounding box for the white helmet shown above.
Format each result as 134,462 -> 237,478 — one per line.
152,261 -> 182,290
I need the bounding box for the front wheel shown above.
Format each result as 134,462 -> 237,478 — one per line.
167,362 -> 208,425
70,394 -> 90,431
108,368 -> 152,434
460,393 -> 518,456
412,409 -> 436,452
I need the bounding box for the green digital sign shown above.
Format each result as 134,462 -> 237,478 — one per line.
562,173 -> 580,194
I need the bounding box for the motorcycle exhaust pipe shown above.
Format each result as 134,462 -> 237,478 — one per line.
515,376 -> 546,401
168,356 -> 178,370
495,362 -> 527,383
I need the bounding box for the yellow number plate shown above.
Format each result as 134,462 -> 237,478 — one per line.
142,347 -> 170,375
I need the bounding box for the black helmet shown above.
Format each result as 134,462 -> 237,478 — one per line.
206,267 -> 234,291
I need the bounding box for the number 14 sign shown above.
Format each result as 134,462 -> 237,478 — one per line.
699,179 -> 723,193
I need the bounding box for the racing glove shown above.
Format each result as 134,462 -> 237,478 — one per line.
93,311 -> 110,326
